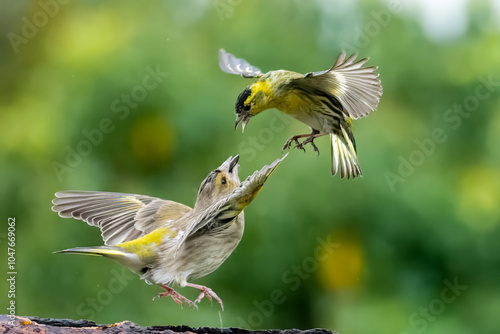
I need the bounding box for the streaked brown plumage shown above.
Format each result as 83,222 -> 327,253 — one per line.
52,154 -> 286,309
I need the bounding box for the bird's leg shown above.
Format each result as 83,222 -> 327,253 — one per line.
155,285 -> 197,309
296,134 -> 323,155
283,131 -> 323,155
283,134 -> 315,152
184,282 -> 224,310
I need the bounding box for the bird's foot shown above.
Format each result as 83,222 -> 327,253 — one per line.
283,136 -> 303,151
283,134 -> 322,155
155,285 -> 197,309
296,136 -> 321,155
185,283 -> 224,311
283,133 -> 317,152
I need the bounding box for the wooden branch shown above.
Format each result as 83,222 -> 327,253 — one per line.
0,315 -> 339,334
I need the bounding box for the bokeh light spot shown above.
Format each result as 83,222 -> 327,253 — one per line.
47,9 -> 134,67
129,113 -> 175,169
458,167 -> 500,231
319,231 -> 364,289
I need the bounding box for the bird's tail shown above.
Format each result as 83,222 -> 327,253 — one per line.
330,125 -> 362,179
55,246 -> 126,257
54,246 -> 143,272
54,246 -> 145,274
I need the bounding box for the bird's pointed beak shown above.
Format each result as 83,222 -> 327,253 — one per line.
235,115 -> 249,133
229,154 -> 239,173
220,155 -> 240,174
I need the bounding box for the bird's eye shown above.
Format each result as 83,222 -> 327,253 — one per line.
243,104 -> 251,111
221,177 -> 227,185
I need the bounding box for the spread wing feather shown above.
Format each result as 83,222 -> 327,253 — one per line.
299,51 -> 383,119
219,49 -> 263,78
175,155 -> 287,252
52,191 -> 192,245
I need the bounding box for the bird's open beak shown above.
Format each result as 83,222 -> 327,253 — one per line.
220,155 -> 240,174
229,155 -> 239,173
235,114 -> 249,133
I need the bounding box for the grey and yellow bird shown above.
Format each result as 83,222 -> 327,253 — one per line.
52,154 -> 286,309
219,49 -> 382,178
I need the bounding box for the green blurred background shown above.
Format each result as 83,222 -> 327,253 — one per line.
1,0 -> 500,333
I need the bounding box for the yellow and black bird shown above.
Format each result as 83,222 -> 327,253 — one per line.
52,155 -> 286,309
219,49 -> 382,178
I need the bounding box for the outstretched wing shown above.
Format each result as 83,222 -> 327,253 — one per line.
185,154 -> 287,239
219,49 -> 263,78
297,51 -> 382,119
52,191 -> 192,245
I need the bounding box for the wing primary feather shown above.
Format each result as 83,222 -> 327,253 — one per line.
218,49 -> 263,78
302,51 -> 382,119
52,191 -> 192,246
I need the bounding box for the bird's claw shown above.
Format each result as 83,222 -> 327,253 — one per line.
295,142 -> 307,153
283,138 -> 298,151
296,137 -> 320,156
155,286 -> 198,309
157,284 -> 224,310
193,286 -> 224,311
283,135 -> 321,155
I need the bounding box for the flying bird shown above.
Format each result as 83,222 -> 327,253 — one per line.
219,48 -> 382,178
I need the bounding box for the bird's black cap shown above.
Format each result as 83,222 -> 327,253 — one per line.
235,87 -> 252,113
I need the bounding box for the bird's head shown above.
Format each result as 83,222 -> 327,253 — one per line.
235,80 -> 273,132
195,155 -> 241,209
